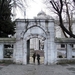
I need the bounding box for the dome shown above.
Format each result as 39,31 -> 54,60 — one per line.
34,10 -> 53,19
37,11 -> 46,16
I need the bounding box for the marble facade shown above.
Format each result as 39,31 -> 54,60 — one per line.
13,14 -> 57,65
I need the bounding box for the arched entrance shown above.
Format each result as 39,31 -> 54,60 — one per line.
26,34 -> 46,64
14,19 -> 57,65
22,26 -> 47,64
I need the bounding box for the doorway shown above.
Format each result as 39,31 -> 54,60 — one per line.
26,38 -> 44,64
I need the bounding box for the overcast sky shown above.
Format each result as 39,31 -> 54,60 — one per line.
14,0 -> 57,20
26,0 -> 45,18
15,0 -> 49,19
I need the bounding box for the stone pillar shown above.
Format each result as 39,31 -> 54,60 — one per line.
47,20 -> 57,65
13,42 -> 16,62
47,37 -> 57,64
47,40 -> 57,65
0,44 -> 3,60
67,44 -> 72,59
34,38 -> 39,50
23,39 -> 27,64
36,38 -> 39,50
13,39 -> 23,64
34,38 -> 36,50
30,39 -> 34,49
44,39 -> 48,65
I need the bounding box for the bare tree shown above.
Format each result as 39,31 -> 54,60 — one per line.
50,0 -> 75,38
11,0 -> 27,20
73,0 -> 75,2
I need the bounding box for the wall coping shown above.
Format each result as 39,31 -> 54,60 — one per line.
0,38 -> 16,43
55,38 -> 75,43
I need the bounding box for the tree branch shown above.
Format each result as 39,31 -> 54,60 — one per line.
50,0 -> 60,13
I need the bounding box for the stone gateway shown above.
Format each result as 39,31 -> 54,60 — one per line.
0,11 -> 75,65
13,18 -> 57,65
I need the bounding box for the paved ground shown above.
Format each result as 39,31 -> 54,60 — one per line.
0,64 -> 75,75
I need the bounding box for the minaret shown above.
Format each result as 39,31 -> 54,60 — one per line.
24,10 -> 26,19
12,0 -> 16,21
12,0 -> 26,20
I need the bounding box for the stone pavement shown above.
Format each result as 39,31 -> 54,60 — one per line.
0,64 -> 75,75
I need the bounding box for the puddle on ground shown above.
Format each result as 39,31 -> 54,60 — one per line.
0,67 -> 2,70
67,67 -> 75,71
72,72 -> 75,74
60,64 -> 68,66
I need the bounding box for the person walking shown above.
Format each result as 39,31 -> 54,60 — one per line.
32,52 -> 36,64
37,53 -> 40,65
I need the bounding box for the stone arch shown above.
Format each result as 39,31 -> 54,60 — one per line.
25,34 -> 46,41
22,26 -> 47,64
14,19 -> 57,65
21,25 -> 47,38
23,25 -> 47,39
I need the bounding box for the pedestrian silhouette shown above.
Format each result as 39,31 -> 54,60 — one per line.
32,52 -> 36,64
37,53 -> 40,65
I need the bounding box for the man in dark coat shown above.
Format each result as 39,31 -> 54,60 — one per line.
37,53 -> 40,65
32,52 -> 36,64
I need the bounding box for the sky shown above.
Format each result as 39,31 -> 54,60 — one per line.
15,0 -> 49,19
15,0 -> 75,20
26,0 -> 45,18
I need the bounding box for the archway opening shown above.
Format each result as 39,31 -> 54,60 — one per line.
26,37 -> 45,64
23,26 -> 47,65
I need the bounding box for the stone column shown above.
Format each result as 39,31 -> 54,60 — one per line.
44,39 -> 48,65
36,38 -> 39,50
47,37 -> 57,64
13,39 -> 23,64
0,44 -> 3,60
34,38 -> 36,50
23,39 -> 27,64
47,39 -> 57,65
34,38 -> 39,50
13,42 -> 16,62
30,39 -> 34,49
67,44 -> 72,59
47,20 -> 57,65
